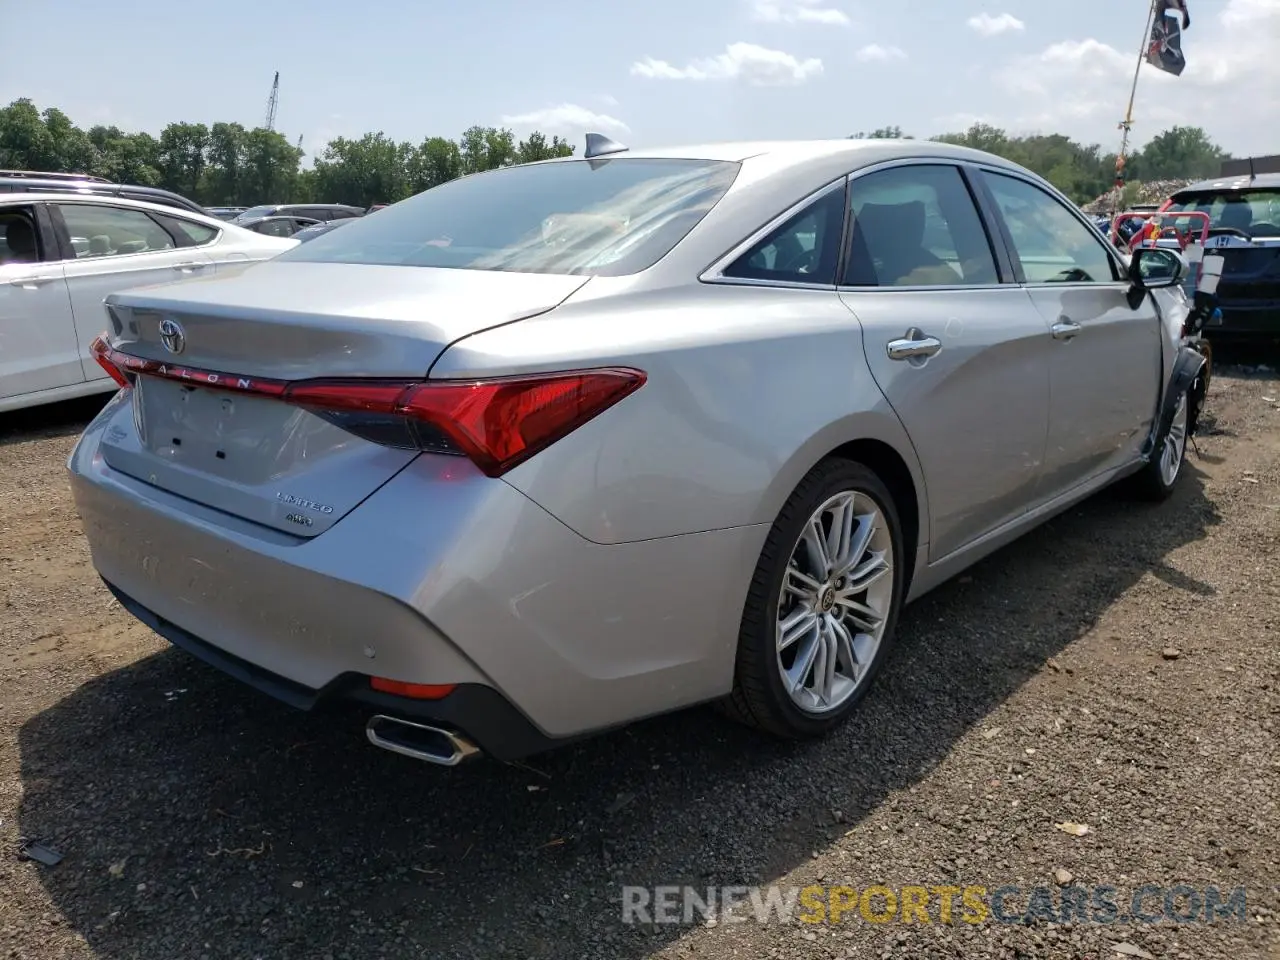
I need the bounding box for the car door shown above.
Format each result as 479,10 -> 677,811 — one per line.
49,201 -> 216,384
978,169 -> 1161,498
837,161 -> 1052,561
0,202 -> 82,402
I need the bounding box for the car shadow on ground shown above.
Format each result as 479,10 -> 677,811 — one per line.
0,394 -> 111,447
18,463 -> 1220,959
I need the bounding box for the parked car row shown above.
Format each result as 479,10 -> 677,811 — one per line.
0,193 -> 295,412
64,136 -> 1212,771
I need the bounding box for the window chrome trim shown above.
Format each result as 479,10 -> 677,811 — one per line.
700,176 -> 848,290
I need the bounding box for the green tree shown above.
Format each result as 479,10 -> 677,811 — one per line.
458,125 -> 515,175
850,126 -> 911,139
0,99 -> 56,169
514,131 -> 576,163
239,128 -> 303,206
204,122 -> 249,205
312,132 -> 411,206
407,136 -> 463,192
157,122 -> 210,198
1130,126 -> 1228,180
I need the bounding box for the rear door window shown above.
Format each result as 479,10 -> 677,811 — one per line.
55,203 -> 177,258
842,164 -> 999,287
0,206 -> 44,264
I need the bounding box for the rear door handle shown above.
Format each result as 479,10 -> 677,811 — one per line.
1051,319 -> 1082,341
172,261 -> 206,273
887,329 -> 942,361
8,276 -> 53,288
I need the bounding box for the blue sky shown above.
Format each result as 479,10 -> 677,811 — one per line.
3,0 -> 1277,163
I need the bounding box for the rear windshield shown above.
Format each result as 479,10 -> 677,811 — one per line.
1163,188 -> 1280,238
278,158 -> 740,277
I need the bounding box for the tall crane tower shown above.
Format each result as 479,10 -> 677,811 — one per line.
264,72 -> 280,132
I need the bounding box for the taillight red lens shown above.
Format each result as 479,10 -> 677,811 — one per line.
397,371 -> 645,476
90,336 -> 647,478
287,369 -> 645,476
90,334 -> 131,388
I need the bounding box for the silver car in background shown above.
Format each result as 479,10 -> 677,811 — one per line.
68,138 -> 1206,765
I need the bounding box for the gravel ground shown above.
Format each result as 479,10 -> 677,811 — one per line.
0,360 -> 1277,960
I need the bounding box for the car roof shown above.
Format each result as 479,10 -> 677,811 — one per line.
1174,172 -> 1280,194
2,191 -> 230,228
539,137 -> 1027,172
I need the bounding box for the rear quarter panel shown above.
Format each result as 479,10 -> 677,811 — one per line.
431,280 -> 929,546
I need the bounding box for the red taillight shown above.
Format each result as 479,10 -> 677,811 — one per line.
90,336 -> 646,478
369,678 -> 457,700
287,370 -> 645,476
90,334 -> 131,388
398,371 -> 644,475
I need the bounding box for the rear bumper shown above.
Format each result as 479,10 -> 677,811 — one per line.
102,579 -> 559,760
68,393 -> 764,747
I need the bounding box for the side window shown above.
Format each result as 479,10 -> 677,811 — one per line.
722,185 -> 845,285
151,212 -> 218,246
982,173 -> 1118,283
0,207 -> 42,264
843,164 -> 998,287
259,219 -> 295,238
57,203 -> 176,259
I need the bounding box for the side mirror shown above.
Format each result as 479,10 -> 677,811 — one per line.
1125,246 -> 1186,309
1128,246 -> 1186,289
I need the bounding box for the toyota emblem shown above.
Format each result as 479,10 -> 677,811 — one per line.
158,317 -> 186,355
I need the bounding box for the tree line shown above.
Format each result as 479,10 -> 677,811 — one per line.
0,98 -> 1231,209
852,124 -> 1230,205
0,99 -> 575,208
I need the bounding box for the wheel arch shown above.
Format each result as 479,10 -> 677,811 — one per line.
826,438 -> 921,597
757,412 -> 928,596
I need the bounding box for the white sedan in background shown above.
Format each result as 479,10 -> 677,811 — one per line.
0,193 -> 296,413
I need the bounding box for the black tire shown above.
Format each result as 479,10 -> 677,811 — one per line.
720,459 -> 906,739
1130,385 -> 1190,502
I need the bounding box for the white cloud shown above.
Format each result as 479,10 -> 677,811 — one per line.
748,0 -> 850,26
499,104 -> 630,137
595,94 -> 620,108
967,12 -> 1026,37
854,44 -> 907,63
989,0 -> 1280,155
631,42 -> 823,86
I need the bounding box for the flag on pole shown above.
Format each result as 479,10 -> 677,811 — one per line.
1147,0 -> 1191,76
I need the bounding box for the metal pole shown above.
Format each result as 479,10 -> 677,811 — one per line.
1113,0 -> 1158,215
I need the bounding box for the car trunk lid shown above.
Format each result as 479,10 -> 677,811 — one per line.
97,262 -> 589,537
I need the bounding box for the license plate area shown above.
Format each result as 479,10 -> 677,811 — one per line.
135,375 -> 302,484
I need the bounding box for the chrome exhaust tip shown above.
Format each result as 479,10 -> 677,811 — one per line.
365,715 -> 481,766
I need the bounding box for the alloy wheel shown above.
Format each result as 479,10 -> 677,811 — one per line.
775,490 -> 895,716
1160,391 -> 1188,487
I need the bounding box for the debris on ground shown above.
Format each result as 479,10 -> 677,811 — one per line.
17,840 -> 63,866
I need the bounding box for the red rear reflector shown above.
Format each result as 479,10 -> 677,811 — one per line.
89,337 -> 646,477
369,678 -> 457,700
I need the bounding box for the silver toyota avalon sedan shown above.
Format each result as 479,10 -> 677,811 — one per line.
68,136 -> 1207,766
